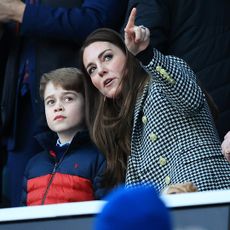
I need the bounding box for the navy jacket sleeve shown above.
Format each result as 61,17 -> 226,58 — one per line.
20,169 -> 29,206
20,0 -> 128,43
93,155 -> 108,200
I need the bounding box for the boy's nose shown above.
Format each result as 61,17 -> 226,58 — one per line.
54,103 -> 64,112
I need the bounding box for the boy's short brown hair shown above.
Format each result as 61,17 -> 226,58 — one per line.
40,67 -> 85,100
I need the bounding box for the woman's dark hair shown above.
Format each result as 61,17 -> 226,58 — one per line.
79,28 -> 149,188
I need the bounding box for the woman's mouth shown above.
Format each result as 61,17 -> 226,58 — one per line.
104,78 -> 114,87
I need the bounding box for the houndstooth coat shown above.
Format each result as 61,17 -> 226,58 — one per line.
125,49 -> 230,193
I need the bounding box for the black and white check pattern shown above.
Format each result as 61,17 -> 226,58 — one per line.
125,49 -> 230,193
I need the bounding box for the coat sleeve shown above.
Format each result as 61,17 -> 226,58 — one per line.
138,47 -> 204,116
20,0 -> 128,44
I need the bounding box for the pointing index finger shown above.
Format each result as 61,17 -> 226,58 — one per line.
125,8 -> 136,31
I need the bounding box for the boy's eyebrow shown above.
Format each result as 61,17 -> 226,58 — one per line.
44,95 -> 54,102
62,91 -> 79,96
44,91 -> 78,101
86,49 -> 112,70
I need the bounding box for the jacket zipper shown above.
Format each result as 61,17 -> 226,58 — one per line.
41,145 -> 71,205
41,162 -> 58,205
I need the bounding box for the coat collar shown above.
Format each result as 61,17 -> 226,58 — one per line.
35,130 -> 91,152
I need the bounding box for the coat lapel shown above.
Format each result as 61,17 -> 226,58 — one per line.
132,81 -> 150,133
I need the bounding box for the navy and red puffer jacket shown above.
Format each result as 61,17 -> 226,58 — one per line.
21,131 -> 107,206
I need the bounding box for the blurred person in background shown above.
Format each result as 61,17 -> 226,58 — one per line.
94,186 -> 172,230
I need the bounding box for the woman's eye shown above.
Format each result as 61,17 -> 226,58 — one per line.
88,66 -> 96,75
104,54 -> 113,61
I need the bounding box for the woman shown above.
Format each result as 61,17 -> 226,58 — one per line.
79,8 -> 230,192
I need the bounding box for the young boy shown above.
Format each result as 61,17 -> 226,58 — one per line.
21,68 -> 107,206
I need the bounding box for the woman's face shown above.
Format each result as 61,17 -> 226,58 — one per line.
83,41 -> 127,98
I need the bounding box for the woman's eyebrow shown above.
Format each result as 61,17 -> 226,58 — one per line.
86,49 -> 112,69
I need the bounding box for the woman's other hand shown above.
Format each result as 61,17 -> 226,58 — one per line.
221,131 -> 230,162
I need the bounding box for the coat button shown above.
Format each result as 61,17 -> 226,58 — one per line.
142,115 -> 148,125
169,78 -> 176,85
159,156 -> 167,166
156,65 -> 161,72
160,69 -> 168,80
149,133 -> 157,142
165,176 -> 171,185
160,68 -> 167,76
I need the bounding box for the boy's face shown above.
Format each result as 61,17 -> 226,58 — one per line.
44,81 -> 85,142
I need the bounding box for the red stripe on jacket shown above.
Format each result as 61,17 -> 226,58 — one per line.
27,172 -> 94,206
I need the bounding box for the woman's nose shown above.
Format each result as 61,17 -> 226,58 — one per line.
98,65 -> 107,77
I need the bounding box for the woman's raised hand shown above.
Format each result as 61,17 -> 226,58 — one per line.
124,8 -> 150,55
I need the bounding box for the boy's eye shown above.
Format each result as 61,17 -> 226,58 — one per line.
46,99 -> 55,105
64,96 -> 73,102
